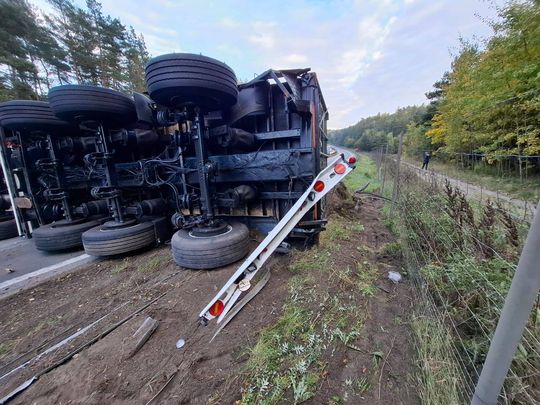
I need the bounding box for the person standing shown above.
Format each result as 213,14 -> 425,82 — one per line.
422,152 -> 431,170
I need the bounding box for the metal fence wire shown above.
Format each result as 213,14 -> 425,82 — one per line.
373,148 -> 540,404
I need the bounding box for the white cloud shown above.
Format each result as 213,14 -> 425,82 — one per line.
284,54 -> 308,64
220,17 -> 240,29
247,33 -> 276,48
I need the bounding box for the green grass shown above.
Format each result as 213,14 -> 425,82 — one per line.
239,213 -> 374,404
394,167 -> 539,404
405,156 -> 540,203
288,249 -> 330,274
381,242 -> 402,258
411,313 -> 463,405
111,260 -> 129,274
322,216 -> 356,243
140,253 -> 169,272
330,396 -> 344,405
343,153 -> 380,193
0,342 -> 10,357
356,261 -> 379,297
239,277 -> 326,404
348,223 -> 365,233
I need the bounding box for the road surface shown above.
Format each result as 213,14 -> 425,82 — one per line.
0,236 -> 95,297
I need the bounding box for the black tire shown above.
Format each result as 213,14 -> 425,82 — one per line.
0,217 -> 18,240
0,100 -> 73,132
48,85 -> 137,127
145,53 -> 238,109
82,220 -> 156,257
171,222 -> 249,270
33,217 -> 105,252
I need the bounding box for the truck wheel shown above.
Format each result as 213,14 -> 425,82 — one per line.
0,100 -> 73,131
48,85 -> 137,127
0,217 -> 18,240
33,217 -> 105,252
171,222 -> 249,270
145,53 -> 238,109
82,220 -> 157,257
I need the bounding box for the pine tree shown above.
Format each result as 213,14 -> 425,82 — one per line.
86,0 -> 127,89
0,0 -> 150,101
0,0 -> 40,99
123,27 -> 149,92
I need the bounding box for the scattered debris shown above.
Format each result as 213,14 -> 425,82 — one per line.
275,241 -> 291,254
144,370 -> 178,405
388,271 -> 402,284
127,317 -> 159,358
378,335 -> 397,400
377,284 -> 391,293
0,294 -> 165,403
346,344 -> 366,353
175,339 -> 185,349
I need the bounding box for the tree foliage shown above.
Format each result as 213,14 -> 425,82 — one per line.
329,105 -> 427,152
426,0 -> 540,157
0,0 -> 149,101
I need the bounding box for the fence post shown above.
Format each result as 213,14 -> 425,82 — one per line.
518,155 -> 523,183
381,143 -> 389,196
391,133 -> 404,213
471,198 -> 540,405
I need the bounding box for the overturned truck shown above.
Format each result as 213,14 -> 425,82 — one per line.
0,53 -> 350,270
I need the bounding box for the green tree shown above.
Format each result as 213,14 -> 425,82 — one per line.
123,27 -> 149,93
0,0 -> 41,99
86,0 -> 127,89
329,105 -> 427,150
427,0 -> 540,157
0,0 -> 151,101
404,122 -> 431,157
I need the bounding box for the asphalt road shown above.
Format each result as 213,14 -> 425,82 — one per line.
0,236 -> 94,296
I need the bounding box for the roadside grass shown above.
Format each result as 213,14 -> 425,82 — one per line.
139,252 -> 169,272
239,208 -> 377,404
111,259 -> 130,274
405,156 -> 540,203
0,342 -> 11,358
343,153 -> 380,193
381,242 -> 402,258
356,261 -> 378,297
391,164 -> 539,404
411,313 -> 463,405
323,218 -> 352,242
285,218 -> 368,281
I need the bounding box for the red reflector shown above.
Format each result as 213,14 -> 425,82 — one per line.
334,163 -> 346,174
314,180 -> 325,192
209,300 -> 224,317
348,156 -> 357,164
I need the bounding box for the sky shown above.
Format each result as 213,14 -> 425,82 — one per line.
31,0 -> 501,129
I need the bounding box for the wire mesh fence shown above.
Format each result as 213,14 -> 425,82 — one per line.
373,148 -> 540,404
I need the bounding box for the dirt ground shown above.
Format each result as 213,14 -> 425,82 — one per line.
0,188 -> 418,404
